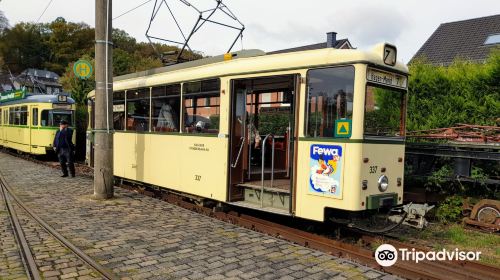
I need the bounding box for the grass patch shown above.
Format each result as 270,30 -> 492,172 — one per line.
403,224 -> 500,266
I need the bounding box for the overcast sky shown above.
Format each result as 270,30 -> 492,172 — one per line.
1,0 -> 500,63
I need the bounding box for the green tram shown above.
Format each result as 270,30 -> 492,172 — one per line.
0,90 -> 76,155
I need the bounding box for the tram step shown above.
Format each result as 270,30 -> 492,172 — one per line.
236,184 -> 290,211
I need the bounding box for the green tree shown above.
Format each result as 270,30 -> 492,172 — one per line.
0,22 -> 49,73
0,10 -> 9,33
42,17 -> 94,75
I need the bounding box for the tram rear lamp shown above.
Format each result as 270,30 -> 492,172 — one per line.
363,158 -> 369,163
362,180 -> 368,190
397,178 -> 402,187
378,175 -> 389,192
398,157 -> 403,163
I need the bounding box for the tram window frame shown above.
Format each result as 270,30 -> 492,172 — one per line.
364,84 -> 407,138
305,66 -> 355,138
32,108 -> 38,126
151,84 -> 181,133
41,110 -> 74,127
126,88 -> 150,132
113,91 -> 126,131
19,106 -> 28,126
182,78 -> 221,134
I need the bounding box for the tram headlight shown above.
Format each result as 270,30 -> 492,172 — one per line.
378,175 -> 389,192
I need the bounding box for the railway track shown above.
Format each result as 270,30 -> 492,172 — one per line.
0,171 -> 118,280
122,185 -> 500,280
2,150 -> 500,280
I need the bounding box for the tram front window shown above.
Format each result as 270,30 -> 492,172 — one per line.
364,85 -> 406,137
306,66 -> 355,138
41,110 -> 74,127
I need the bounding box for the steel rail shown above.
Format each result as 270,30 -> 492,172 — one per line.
0,178 -> 41,280
0,172 -> 119,280
150,189 -> 500,280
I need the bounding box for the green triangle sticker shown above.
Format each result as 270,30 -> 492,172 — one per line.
339,124 -> 348,133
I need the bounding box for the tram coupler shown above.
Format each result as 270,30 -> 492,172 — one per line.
388,203 -> 434,229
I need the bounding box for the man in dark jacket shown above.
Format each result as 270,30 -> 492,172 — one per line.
53,120 -> 75,177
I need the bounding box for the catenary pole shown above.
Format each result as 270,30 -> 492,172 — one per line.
94,0 -> 114,199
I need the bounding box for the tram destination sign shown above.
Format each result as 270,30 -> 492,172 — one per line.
367,68 -> 407,89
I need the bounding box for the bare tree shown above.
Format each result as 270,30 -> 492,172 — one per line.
0,10 -> 9,33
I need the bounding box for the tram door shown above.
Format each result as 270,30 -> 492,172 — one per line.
228,75 -> 297,213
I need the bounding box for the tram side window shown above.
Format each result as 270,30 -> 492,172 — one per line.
183,79 -> 220,134
306,66 -> 355,138
113,91 -> 125,130
19,106 -> 27,125
8,106 -> 27,125
152,84 -> 181,132
126,88 -> 150,132
32,108 -> 38,126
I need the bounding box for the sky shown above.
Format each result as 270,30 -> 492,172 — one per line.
1,0 -> 500,64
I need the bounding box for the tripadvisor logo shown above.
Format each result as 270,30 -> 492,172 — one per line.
375,244 -> 481,267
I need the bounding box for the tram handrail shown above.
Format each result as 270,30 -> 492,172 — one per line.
231,137 -> 245,168
261,133 -> 275,208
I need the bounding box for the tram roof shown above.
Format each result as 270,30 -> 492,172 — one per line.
88,43 -> 409,97
0,94 -> 75,106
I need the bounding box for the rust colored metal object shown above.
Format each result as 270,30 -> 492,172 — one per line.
463,199 -> 500,232
407,124 -> 500,144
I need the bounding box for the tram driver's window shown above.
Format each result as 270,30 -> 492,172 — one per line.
151,84 -> 181,132
306,66 -> 354,138
126,88 -> 150,132
113,91 -> 125,130
183,79 -> 220,134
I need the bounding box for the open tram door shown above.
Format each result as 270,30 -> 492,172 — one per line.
228,74 -> 298,215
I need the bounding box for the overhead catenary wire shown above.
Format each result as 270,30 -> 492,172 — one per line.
113,0 -> 153,21
36,0 -> 54,23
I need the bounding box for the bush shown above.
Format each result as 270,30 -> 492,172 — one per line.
435,196 -> 463,223
407,48 -> 500,131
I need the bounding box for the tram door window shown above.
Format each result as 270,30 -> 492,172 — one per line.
126,88 -> 150,132
113,91 -> 125,130
229,75 -> 297,203
306,66 -> 355,138
183,79 -> 220,134
152,84 -> 181,132
32,108 -> 38,126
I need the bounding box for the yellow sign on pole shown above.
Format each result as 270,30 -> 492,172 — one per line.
334,119 -> 352,138
73,60 -> 93,79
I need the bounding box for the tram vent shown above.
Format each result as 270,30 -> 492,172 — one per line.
327,32 -> 337,48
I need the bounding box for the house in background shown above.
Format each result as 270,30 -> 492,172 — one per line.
268,32 -> 354,55
12,68 -> 63,94
411,14 -> 500,65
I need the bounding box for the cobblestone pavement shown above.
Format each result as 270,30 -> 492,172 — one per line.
1,175 -> 103,279
0,153 -> 400,280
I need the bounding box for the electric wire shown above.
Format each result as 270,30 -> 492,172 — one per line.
113,0 -> 153,21
36,0 -> 54,23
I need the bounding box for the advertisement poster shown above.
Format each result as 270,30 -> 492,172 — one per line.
309,144 -> 343,197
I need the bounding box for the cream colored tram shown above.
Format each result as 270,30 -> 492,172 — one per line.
0,90 -> 76,155
87,43 -> 408,222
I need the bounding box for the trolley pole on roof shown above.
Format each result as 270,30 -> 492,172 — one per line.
94,0 -> 114,199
